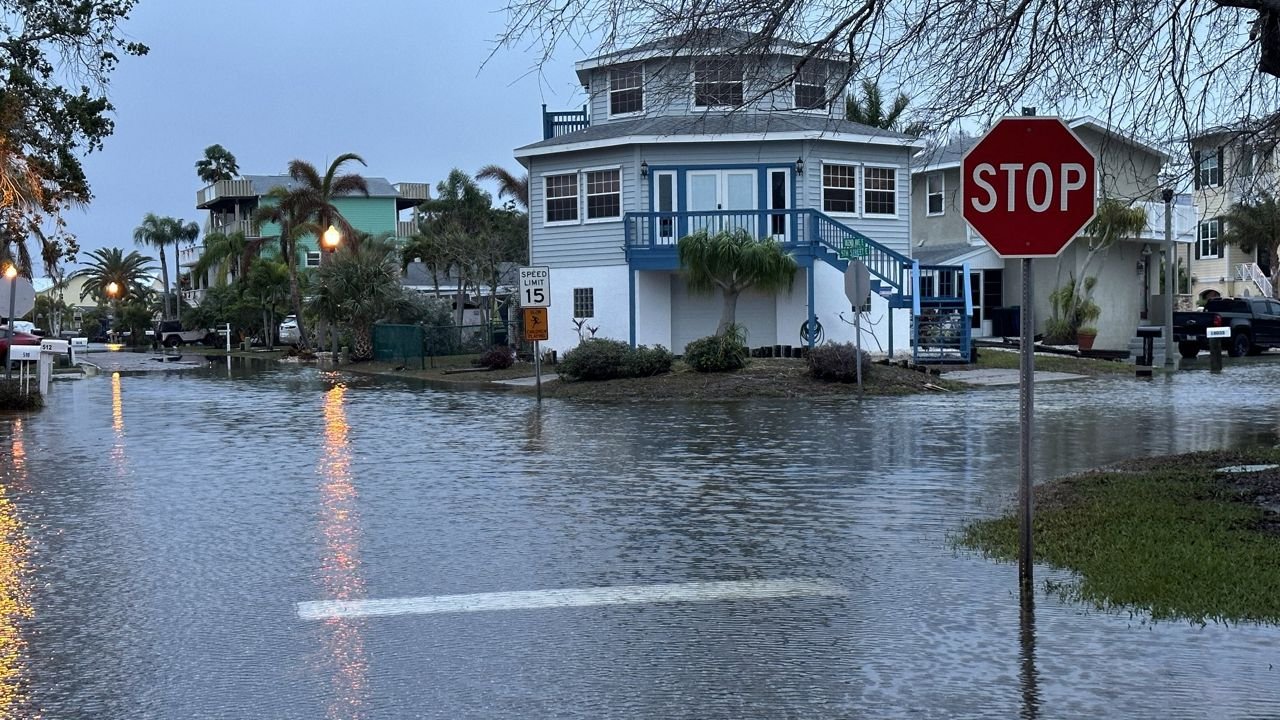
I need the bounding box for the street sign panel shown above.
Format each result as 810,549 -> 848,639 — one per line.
962,117 -> 1097,258
518,266 -> 551,308
523,307 -> 549,341
844,260 -> 871,307
0,276 -> 36,318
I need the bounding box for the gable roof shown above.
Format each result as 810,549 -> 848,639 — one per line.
515,113 -> 924,160
911,116 -> 1172,175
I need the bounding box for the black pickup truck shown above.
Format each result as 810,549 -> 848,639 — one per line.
1173,297 -> 1280,359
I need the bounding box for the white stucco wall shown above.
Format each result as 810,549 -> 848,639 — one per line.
812,261 -> 911,356
546,265 -> 630,353
634,270 -> 672,348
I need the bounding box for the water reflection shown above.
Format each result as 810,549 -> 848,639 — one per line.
317,384 -> 368,719
1020,595 -> 1040,720
0,419 -> 33,713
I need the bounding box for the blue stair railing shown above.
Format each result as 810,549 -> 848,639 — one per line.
911,262 -> 973,364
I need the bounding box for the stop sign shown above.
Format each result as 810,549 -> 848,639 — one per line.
962,117 -> 1097,258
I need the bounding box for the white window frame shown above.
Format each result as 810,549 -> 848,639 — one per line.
1198,150 -> 1222,188
820,161 -> 860,216
304,251 -> 321,268
607,65 -> 645,118
582,165 -> 623,224
793,64 -> 828,112
1198,218 -> 1222,259
862,165 -> 900,218
692,59 -> 744,109
926,172 -> 945,217
653,170 -> 678,240
542,171 -> 581,227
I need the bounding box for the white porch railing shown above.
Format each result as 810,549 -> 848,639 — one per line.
1236,262 -> 1274,298
1138,201 -> 1196,243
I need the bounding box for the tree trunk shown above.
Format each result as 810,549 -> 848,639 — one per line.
156,248 -> 170,321
351,321 -> 373,360
285,238 -> 309,349
455,274 -> 467,327
173,242 -> 182,321
717,287 -> 741,336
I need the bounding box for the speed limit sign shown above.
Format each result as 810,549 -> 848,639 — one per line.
518,266 -> 550,307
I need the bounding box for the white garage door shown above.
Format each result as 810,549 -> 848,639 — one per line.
669,276 -> 778,354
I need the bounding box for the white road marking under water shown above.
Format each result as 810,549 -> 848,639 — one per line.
296,579 -> 846,620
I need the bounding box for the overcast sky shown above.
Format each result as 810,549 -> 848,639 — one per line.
66,1 -> 587,269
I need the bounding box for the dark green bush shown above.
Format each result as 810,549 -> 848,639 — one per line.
683,333 -> 749,373
623,345 -> 674,377
558,339 -> 674,381
807,342 -> 870,382
478,345 -> 515,369
0,381 -> 43,411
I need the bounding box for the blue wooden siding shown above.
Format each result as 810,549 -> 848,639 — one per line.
527,147 -> 638,268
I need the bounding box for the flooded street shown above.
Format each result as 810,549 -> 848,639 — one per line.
1,360 -> 1278,718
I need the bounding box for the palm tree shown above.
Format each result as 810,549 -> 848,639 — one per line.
252,188 -> 312,348
192,230 -> 268,287
311,237 -> 408,360
72,247 -> 157,303
167,217 -> 199,310
133,213 -> 174,318
195,144 -> 239,185
677,229 -> 798,335
1221,194 -> 1280,295
845,80 -> 927,137
475,164 -> 529,210
242,258 -> 290,349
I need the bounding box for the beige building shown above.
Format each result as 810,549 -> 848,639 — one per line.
1187,127 -> 1276,302
910,116 -> 1195,351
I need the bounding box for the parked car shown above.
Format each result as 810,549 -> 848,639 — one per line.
156,320 -> 219,347
0,326 -> 42,359
1173,297 -> 1280,358
278,315 -> 300,345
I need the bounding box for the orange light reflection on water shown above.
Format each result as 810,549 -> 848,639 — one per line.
318,385 -> 368,719
0,419 -> 34,715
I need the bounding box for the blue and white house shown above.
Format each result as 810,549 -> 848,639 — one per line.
514,31 -> 973,360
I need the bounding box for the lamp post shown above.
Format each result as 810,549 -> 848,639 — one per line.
106,281 -> 120,344
321,225 -> 341,358
4,263 -> 17,381
1162,188 -> 1175,367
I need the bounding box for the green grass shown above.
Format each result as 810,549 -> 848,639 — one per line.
975,348 -> 1130,375
959,449 -> 1280,625
0,381 -> 42,411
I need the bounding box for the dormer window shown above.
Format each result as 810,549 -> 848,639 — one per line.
795,65 -> 827,110
609,66 -> 644,116
694,59 -> 743,107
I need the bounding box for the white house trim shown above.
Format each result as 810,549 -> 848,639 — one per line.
516,131 -> 926,160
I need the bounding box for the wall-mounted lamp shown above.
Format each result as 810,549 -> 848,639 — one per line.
795,157 -> 805,175
640,160 -> 648,178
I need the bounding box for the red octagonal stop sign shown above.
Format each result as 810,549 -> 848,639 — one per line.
962,117 -> 1097,258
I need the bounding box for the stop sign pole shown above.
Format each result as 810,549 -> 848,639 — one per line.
962,117 -> 1097,597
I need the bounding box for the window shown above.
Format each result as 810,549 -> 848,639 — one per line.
794,65 -> 826,110
926,173 -> 945,216
585,169 -> 621,220
305,251 -> 321,268
863,167 -> 898,216
1197,218 -> 1221,259
822,163 -> 858,213
544,173 -> 579,224
694,59 -> 743,107
609,66 -> 644,116
573,287 -> 594,318
1196,148 -> 1222,188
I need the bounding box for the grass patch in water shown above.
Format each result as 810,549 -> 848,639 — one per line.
0,381 -> 41,411
959,448 -> 1280,625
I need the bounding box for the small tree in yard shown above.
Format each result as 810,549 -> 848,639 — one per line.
1045,199 -> 1147,343
1221,195 -> 1280,296
677,229 -> 798,336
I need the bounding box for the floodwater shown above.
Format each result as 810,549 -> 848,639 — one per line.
0,357 -> 1277,718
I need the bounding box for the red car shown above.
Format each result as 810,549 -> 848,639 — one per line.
0,328 -> 41,358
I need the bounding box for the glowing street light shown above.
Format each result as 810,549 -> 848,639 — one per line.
322,224 -> 342,252
105,281 -> 120,344
106,281 -> 120,298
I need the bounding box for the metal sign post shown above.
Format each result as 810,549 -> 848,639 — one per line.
522,306 -> 549,404
844,261 -> 871,395
1018,259 -> 1035,593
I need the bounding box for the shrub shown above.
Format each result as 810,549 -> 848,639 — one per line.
807,342 -> 870,382
558,339 -> 675,381
683,332 -> 748,373
623,345 -> 674,377
478,345 -> 515,370
0,381 -> 43,411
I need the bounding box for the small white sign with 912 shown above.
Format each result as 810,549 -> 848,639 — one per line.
518,266 -> 551,308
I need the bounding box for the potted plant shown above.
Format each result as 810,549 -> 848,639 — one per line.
1075,296 -> 1101,350
1076,325 -> 1099,350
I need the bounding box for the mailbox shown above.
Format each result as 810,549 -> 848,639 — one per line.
1135,325 -> 1162,369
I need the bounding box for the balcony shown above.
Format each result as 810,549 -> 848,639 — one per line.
395,182 -> 430,210
1137,200 -> 1196,243
205,217 -> 255,239
397,220 -> 419,239
196,179 -> 256,209
542,104 -> 589,140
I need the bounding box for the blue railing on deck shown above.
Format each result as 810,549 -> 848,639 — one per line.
911,262 -> 973,363
542,104 -> 590,140
623,208 -> 912,293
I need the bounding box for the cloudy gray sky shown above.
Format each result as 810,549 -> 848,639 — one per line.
68,1 -> 586,268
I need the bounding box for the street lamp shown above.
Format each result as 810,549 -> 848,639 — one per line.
106,281 -> 120,344
3,263 -> 17,381
320,225 -> 342,358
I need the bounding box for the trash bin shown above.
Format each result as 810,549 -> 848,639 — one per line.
990,306 -> 1020,337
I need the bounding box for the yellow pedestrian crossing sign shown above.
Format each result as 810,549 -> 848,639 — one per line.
523,307 -> 549,341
